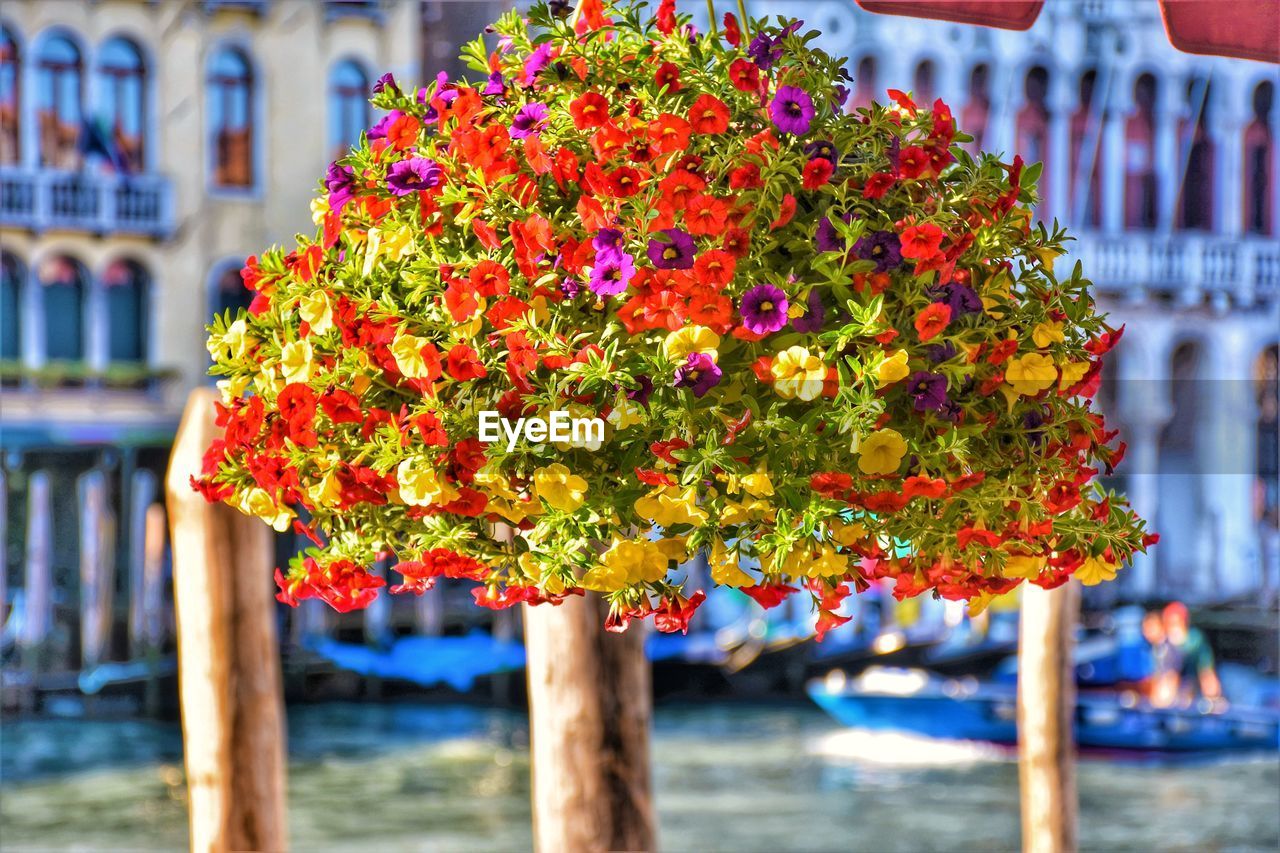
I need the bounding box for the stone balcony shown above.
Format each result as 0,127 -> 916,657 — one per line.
0,166 -> 173,239
1067,232 -> 1280,310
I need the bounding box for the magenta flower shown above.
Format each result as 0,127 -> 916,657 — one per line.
739,284 -> 790,335
646,229 -> 696,270
387,157 -> 443,195
589,252 -> 635,297
675,352 -> 722,397
770,86 -> 815,136
511,103 -> 549,139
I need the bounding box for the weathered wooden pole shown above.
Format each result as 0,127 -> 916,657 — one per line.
165,388 -> 288,853
524,593 -> 655,853
1017,580 -> 1080,853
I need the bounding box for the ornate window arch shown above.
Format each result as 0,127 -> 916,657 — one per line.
1,249 -> 24,362
102,258 -> 149,363
37,253 -> 88,362
35,29 -> 83,169
97,36 -> 148,172
0,23 -> 20,164
1244,80 -> 1274,236
207,44 -> 255,188
330,57 -> 371,159
1125,72 -> 1159,230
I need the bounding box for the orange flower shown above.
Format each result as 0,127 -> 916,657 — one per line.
913,303 -> 951,341
688,95 -> 730,134
569,91 -> 611,129
648,113 -> 692,153
685,194 -> 730,236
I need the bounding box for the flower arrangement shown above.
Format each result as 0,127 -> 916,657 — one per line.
196,0 -> 1154,636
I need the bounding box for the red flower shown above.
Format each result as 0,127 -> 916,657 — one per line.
728,58 -> 760,92
693,249 -> 736,286
386,114 -> 421,151
957,526 -> 1004,548
446,344 -> 486,381
863,172 -> 895,199
688,95 -> 730,134
649,113 -> 692,153
815,609 -> 853,642
770,194 -> 797,230
903,475 -> 948,500
723,12 -> 742,46
655,0 -> 677,33
469,259 -> 510,297
897,146 -> 931,179
886,88 -> 917,112
685,194 -> 730,236
913,303 -> 951,341
741,583 -> 798,609
860,491 -> 909,513
653,591 -> 707,634
655,61 -> 681,92
569,92 -> 611,129
802,158 -> 834,190
899,222 -> 945,260
1043,481 -> 1082,514
811,471 -> 853,498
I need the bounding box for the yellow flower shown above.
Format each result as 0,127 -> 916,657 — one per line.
720,497 -> 771,524
1032,321 -> 1065,349
793,544 -> 848,578
390,331 -> 434,379
216,375 -> 250,405
740,470 -> 774,498
1003,554 -> 1047,579
606,395 -> 646,430
533,463 -> 588,513
1058,361 -> 1090,389
363,225 -> 417,277
299,290 -> 333,335
857,428 -> 907,476
582,539 -> 669,590
210,318 -> 255,361
396,457 -> 458,507
1005,352 -> 1058,396
875,350 -> 910,388
280,339 -> 314,384
236,487 -> 294,532
310,196 -> 329,226
307,469 -> 343,509
828,519 -> 867,547
663,325 -> 719,362
709,538 -> 756,587
655,536 -> 690,564
1076,555 -> 1120,586
771,345 -> 826,401
634,486 -> 708,527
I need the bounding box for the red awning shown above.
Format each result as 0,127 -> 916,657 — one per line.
854,0 -> 1279,63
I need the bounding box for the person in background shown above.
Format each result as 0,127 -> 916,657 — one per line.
1161,601 -> 1224,704
1141,609 -> 1179,707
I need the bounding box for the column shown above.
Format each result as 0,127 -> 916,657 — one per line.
79,469 -> 116,668
21,471 -> 54,656
1047,72 -> 1072,225
1117,336 -> 1171,600
1214,82 -> 1245,238
1154,77 -> 1180,234
1101,78 -> 1128,234
128,467 -> 159,655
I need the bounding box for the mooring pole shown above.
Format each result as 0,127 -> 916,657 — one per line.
1017,580 -> 1080,853
524,593 -> 655,853
165,388 -> 288,853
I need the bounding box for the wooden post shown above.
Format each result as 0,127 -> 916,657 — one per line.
1017,580 -> 1080,853
524,593 -> 655,853
165,389 -> 288,853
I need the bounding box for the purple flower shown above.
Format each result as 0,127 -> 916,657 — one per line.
511,102 -> 549,139
588,252 -> 635,297
367,110 -> 401,141
770,86 -> 815,136
832,85 -> 851,111
325,162 -> 355,210
483,72 -> 506,97
626,375 -> 654,407
816,212 -> 854,253
646,229 -> 696,270
1023,408 -> 1047,445
805,140 -> 839,164
905,371 -> 949,412
926,341 -> 958,364
373,72 -> 399,96
675,352 -> 722,397
931,281 -> 982,317
747,33 -> 783,70
854,230 -> 902,272
522,43 -> 553,85
791,289 -> 825,334
593,228 -> 625,259
560,278 -> 582,299
387,157 -> 443,195
739,284 -> 790,335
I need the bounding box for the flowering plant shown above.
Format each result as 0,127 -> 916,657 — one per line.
197,0 -> 1154,636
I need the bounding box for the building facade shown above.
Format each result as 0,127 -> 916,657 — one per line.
1,0 -> 419,668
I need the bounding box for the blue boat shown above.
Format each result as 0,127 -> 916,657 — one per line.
808,667 -> 1280,753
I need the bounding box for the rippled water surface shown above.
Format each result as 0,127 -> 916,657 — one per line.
2,702 -> 1277,851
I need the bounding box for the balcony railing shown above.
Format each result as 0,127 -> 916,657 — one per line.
0,167 -> 173,238
1068,232 -> 1280,308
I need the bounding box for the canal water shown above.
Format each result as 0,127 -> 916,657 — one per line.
1,702 -> 1277,851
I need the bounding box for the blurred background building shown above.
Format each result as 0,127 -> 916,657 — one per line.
0,0 -> 1277,694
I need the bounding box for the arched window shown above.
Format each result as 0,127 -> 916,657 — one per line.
851,56 -> 876,110
35,32 -> 83,170
1017,66 -> 1052,215
208,46 -> 254,188
210,261 -> 253,321
102,259 -> 148,363
38,255 -> 87,362
1,251 -> 24,361
1244,81 -> 1274,236
1125,73 -> 1159,230
961,64 -> 991,153
1178,77 -> 1215,231
1069,69 -> 1103,227
913,60 -> 935,104
1256,344 -> 1279,529
0,25 -> 19,165
329,59 -> 370,158
97,37 -> 147,173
